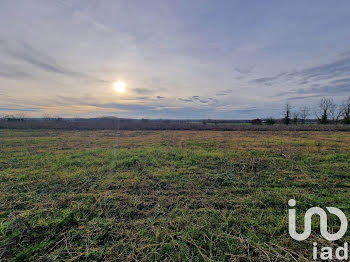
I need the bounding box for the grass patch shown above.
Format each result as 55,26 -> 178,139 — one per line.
1,130 -> 350,261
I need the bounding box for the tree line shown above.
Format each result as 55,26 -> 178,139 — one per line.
281,97 -> 350,125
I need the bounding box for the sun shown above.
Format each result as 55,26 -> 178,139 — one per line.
113,81 -> 126,93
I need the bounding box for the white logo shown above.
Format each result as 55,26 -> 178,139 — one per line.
288,199 -> 349,260
288,199 -> 347,241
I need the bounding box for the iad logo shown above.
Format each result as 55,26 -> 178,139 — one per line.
288,199 -> 349,260
288,199 -> 347,241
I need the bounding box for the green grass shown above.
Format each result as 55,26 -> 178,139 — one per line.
1,130 -> 350,261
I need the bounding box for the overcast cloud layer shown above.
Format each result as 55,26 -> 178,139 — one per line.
1,0 -> 350,119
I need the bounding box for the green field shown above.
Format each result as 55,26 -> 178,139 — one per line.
1,130 -> 350,261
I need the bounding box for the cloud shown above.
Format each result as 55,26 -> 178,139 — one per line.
191,96 -> 218,105
331,77 -> 350,85
276,76 -> 350,97
231,108 -> 258,114
88,102 -> 157,112
178,98 -> 193,103
0,68 -> 30,79
309,83 -> 350,94
132,88 -> 157,95
177,96 -> 218,105
297,56 -> 350,82
2,41 -> 106,83
216,89 -> 232,96
254,53 -> 350,103
286,95 -> 324,101
254,55 -> 350,87
252,72 -> 287,85
0,107 -> 39,112
234,67 -> 252,74
6,42 -> 72,74
42,105 -> 127,115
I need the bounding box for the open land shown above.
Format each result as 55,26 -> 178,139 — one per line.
1,129 -> 350,261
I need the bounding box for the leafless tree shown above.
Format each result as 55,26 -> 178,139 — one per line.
15,112 -> 27,121
316,98 -> 335,124
283,103 -> 292,125
42,113 -> 53,121
292,112 -> 299,124
299,106 -> 310,124
340,97 -> 350,124
329,103 -> 342,123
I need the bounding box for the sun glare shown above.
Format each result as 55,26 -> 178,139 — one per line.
113,81 -> 126,93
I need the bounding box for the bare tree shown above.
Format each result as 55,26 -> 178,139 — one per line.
283,103 -> 292,125
329,102 -> 342,123
292,112 -> 299,124
299,106 -> 310,124
340,97 -> 350,124
15,112 -> 27,121
43,113 -> 53,121
316,98 -> 335,124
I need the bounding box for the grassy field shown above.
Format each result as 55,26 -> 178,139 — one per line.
1,130 -> 350,261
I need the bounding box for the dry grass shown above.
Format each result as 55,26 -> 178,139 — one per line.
1,130 -> 350,261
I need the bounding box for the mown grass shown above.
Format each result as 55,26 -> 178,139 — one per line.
1,130 -> 350,261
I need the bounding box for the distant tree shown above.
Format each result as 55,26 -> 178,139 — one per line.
292,112 -> 299,124
266,117 -> 276,125
283,103 -> 291,125
316,98 -> 335,124
299,106 -> 310,124
14,112 -> 27,121
43,113 -> 53,121
340,97 -> 350,124
329,102 -> 342,124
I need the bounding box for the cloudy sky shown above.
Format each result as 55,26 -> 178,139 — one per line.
1,0 -> 350,119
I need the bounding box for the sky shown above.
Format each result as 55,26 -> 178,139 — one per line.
1,0 -> 350,119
